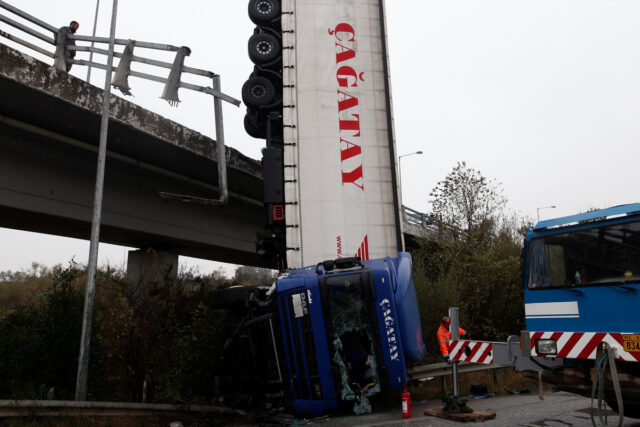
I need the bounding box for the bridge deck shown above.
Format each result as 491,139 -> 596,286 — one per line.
0,43 -> 269,267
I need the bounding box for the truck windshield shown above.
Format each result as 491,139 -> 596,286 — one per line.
321,272 -> 381,402
528,220 -> 640,288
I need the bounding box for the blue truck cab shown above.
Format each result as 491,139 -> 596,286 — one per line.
215,252 -> 426,415
275,253 -> 426,415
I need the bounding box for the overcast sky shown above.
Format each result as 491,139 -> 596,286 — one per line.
2,0 -> 640,273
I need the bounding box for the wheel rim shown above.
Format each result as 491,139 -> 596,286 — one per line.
256,0 -> 273,15
251,84 -> 267,99
256,40 -> 273,55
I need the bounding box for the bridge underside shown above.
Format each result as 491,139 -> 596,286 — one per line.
0,119 -> 268,267
0,43 -> 270,267
0,44 -> 428,269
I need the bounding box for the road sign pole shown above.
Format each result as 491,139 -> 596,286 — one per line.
212,75 -> 228,204
86,0 -> 100,83
449,307 -> 460,397
75,0 -> 118,401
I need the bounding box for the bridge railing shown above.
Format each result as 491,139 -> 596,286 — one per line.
0,0 -> 57,59
0,0 -> 239,106
402,205 -> 438,228
402,205 -> 462,239
0,0 -> 242,206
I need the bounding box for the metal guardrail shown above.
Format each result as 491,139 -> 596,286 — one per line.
402,205 -> 462,238
0,0 -> 240,106
402,205 -> 437,228
0,366 -> 504,417
407,361 -> 508,381
0,400 -> 245,418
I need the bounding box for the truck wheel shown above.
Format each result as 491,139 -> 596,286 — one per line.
244,113 -> 267,139
248,33 -> 280,65
242,76 -> 276,107
248,0 -> 281,25
212,286 -> 248,308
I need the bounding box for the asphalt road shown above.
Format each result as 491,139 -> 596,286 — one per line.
326,391 -> 640,427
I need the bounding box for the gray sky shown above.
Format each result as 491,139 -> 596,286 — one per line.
2,0 -> 640,273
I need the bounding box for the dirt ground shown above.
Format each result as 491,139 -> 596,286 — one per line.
408,367 -> 538,401
0,414 -> 247,427
0,369 -> 535,427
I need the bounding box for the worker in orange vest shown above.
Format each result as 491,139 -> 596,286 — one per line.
437,316 -> 468,363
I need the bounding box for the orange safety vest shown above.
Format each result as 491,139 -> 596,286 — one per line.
437,323 -> 466,357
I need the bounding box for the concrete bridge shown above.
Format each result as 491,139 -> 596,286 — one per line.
0,43 -> 269,267
0,43 -> 433,271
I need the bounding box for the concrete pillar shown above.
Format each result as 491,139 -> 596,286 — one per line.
126,249 -> 178,288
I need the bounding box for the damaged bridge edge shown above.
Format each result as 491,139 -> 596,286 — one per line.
0,43 -> 261,179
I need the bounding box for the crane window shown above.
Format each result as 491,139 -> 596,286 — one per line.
528,220 -> 640,288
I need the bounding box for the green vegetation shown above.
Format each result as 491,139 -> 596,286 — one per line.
0,261 -> 275,403
414,162 -> 528,361
0,162 -> 528,401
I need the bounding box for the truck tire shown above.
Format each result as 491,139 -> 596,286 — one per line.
248,0 -> 280,25
244,113 -> 267,139
242,76 -> 276,107
212,286 -> 248,308
248,33 -> 280,65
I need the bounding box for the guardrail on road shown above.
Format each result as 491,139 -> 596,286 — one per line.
0,400 -> 245,418
407,361 -> 508,381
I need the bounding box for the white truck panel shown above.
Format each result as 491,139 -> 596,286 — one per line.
282,0 -> 402,268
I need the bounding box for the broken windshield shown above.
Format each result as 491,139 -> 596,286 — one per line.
528,220 -> 640,288
321,271 -> 381,407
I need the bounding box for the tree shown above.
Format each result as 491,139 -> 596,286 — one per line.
429,162 -> 506,233
411,163 -> 525,360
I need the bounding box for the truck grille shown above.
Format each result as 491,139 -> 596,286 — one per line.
278,291 -> 323,401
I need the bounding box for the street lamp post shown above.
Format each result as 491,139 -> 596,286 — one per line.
75,0 -> 118,401
86,0 -> 100,83
537,205 -> 557,221
398,151 -> 423,199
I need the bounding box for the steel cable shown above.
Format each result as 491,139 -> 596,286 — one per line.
590,342 -> 624,427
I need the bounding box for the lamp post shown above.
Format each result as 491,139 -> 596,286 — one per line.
86,0 -> 101,83
75,0 -> 118,401
398,151 -> 423,199
537,205 -> 556,221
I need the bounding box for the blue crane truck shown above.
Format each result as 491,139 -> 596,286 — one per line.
449,204 -> 640,418
214,253 -> 426,416
521,203 -> 640,417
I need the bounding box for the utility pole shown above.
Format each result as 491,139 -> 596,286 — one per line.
86,0 -> 100,83
75,0 -> 118,401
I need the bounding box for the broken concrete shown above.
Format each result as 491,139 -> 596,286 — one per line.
0,43 -> 261,180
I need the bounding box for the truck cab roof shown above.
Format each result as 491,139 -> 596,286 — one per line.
534,203 -> 640,231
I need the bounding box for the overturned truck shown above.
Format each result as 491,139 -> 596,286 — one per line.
214,254 -> 426,416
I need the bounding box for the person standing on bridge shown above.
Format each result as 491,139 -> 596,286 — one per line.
437,316 -> 468,363
54,21 -> 79,72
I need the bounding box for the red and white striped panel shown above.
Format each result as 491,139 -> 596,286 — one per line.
354,235 -> 370,261
529,331 -> 640,362
449,340 -> 494,365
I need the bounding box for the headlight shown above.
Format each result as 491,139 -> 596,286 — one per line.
535,339 -> 557,355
